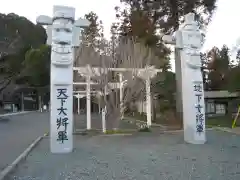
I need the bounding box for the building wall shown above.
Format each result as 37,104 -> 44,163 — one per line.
136,96 -> 240,117
205,99 -> 226,116
205,97 -> 240,116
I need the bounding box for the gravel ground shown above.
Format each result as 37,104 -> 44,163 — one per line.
74,114 -> 138,131
5,130 -> 240,180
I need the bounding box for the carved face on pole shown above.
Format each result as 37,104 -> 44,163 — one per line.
181,13 -> 203,70
51,7 -> 75,66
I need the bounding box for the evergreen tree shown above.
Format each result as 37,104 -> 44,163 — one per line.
82,12 -> 106,50
207,45 -> 230,90
227,49 -> 240,92
110,0 -> 217,124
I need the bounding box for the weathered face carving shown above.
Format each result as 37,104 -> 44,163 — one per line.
52,19 -> 73,55
181,31 -> 202,69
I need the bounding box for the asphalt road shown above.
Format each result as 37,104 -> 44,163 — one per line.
0,112 -> 49,171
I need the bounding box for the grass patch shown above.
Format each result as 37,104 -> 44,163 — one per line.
206,116 -> 235,128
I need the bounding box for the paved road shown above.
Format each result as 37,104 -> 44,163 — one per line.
0,112 -> 49,171
6,130 -> 240,180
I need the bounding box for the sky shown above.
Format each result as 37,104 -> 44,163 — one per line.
1,0 -> 240,71
203,0 -> 240,51
0,0 -> 122,39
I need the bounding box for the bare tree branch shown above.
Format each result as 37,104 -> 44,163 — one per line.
74,38 -> 158,129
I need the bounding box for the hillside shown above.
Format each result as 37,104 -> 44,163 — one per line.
0,13 -> 47,103
0,13 -> 46,57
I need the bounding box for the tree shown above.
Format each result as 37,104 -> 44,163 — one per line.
227,49 -> 240,92
200,52 -> 209,90
114,0 -> 217,69
109,23 -> 119,61
111,0 -> 217,126
206,45 -> 230,90
13,45 -> 51,110
0,45 -> 30,93
116,0 -> 216,34
228,66 -> 240,92
0,13 -> 46,55
112,2 -> 175,122
0,13 -> 47,96
75,38 -> 159,130
19,45 -> 50,87
82,12 -> 104,49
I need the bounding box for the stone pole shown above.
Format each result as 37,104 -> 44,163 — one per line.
86,74 -> 91,130
98,96 -> 101,114
74,93 -> 85,115
77,93 -> 81,114
36,5 -> 90,153
163,13 -> 206,144
137,66 -> 161,127
119,73 -> 124,120
102,106 -> 106,133
145,77 -> 151,126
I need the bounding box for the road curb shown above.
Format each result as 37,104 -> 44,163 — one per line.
0,135 -> 45,180
124,118 -> 214,133
99,133 -> 133,136
0,111 -> 36,119
163,128 -> 214,133
214,127 -> 240,135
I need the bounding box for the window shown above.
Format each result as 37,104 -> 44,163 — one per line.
215,104 -> 226,115
206,101 -> 215,113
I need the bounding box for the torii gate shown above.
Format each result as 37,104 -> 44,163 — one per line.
73,65 -> 161,130
73,84 -> 123,115
73,91 -> 99,115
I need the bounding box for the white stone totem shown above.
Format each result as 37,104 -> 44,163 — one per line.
163,13 -> 206,144
37,5 -> 90,153
50,6 -> 74,153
